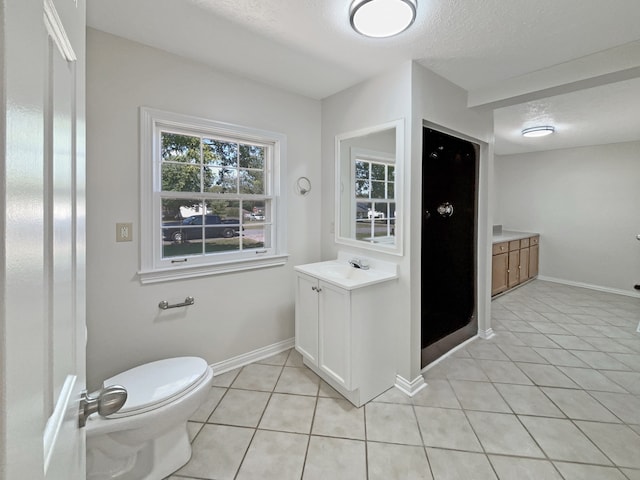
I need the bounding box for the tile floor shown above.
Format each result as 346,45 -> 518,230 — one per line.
169,280 -> 640,480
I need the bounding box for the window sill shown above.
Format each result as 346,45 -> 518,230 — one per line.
138,253 -> 289,284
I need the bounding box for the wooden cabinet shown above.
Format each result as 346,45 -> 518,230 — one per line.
491,235 -> 539,296
294,272 -> 396,407
491,251 -> 508,296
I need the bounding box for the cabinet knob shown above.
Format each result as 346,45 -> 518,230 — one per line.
311,286 -> 322,293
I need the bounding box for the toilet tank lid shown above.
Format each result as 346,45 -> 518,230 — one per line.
104,356 -> 209,414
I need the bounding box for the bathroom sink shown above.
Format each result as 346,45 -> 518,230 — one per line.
294,256 -> 397,290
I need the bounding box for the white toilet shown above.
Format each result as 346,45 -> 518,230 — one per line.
86,356 -> 214,480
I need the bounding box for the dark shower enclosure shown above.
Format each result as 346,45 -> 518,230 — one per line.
421,126 -> 479,367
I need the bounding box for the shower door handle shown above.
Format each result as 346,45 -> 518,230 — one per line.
437,202 -> 454,218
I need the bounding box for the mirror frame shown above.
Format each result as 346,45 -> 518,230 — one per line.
334,119 -> 404,256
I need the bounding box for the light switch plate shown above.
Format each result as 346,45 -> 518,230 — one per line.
116,223 -> 133,242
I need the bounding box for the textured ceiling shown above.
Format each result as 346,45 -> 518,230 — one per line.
87,0 -> 640,154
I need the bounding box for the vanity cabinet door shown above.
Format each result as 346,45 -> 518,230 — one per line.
519,247 -> 530,282
295,274 -> 319,364
492,253 -> 509,296
529,244 -> 539,278
508,249 -> 520,288
318,282 -> 351,389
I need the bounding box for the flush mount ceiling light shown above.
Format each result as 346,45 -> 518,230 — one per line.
350,0 -> 417,38
521,126 -> 555,138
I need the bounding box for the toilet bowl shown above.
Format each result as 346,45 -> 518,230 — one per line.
86,356 -> 214,480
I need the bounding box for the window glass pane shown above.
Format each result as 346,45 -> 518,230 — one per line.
239,168 -> 264,194
368,203 -> 385,220
243,224 -> 269,250
388,182 -> 395,199
163,237 -> 204,258
203,138 -> 238,167
355,218 -> 373,241
162,163 -> 201,192
371,163 -> 385,181
206,167 -> 238,193
388,165 -> 395,181
204,237 -> 240,254
371,181 -> 385,199
245,200 -> 266,222
390,202 -> 397,220
355,160 -> 369,179
356,202 -> 369,220
355,180 -> 369,198
239,144 -> 264,169
161,133 -> 200,164
161,198 -> 202,222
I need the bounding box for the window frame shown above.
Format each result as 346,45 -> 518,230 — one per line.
138,107 -> 288,284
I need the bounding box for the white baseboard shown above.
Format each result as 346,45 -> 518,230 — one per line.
537,276 -> 640,299
478,328 -> 495,340
394,374 -> 427,397
210,338 -> 295,375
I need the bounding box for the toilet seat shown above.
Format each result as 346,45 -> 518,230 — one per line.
104,356 -> 209,418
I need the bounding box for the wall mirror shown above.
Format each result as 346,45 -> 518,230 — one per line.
335,119 -> 403,255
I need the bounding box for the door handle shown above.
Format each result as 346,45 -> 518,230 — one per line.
78,385 -> 127,427
436,202 -> 454,218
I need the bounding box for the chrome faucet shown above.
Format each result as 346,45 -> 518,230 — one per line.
349,258 -> 369,270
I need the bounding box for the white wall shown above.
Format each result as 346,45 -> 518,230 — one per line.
320,62 -> 494,383
495,141 -> 640,296
410,63 -> 494,376
321,62 -> 413,380
86,29 -> 322,389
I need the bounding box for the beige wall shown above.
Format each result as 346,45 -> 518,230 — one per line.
86,29 -> 322,389
495,141 -> 640,296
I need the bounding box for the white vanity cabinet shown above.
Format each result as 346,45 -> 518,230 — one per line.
294,257 -> 399,407
295,274 -> 351,389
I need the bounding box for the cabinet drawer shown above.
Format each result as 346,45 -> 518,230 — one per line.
492,242 -> 508,255
530,236 -> 539,246
520,238 -> 530,248
509,240 -> 520,251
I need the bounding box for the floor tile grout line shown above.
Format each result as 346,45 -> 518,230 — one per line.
408,403 -> 436,479
231,350 -> 290,480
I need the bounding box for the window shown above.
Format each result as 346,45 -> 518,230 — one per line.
352,149 -> 396,243
139,108 -> 288,283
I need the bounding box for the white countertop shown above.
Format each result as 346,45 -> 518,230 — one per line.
294,253 -> 398,290
493,230 -> 539,243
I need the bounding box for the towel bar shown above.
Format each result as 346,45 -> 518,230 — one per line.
158,296 -> 195,310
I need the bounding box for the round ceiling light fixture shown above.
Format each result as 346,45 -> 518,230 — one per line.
350,0 -> 417,38
521,126 -> 555,138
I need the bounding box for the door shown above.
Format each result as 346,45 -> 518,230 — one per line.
529,244 -> 539,278
491,253 -> 509,296
295,274 -> 319,364
43,0 -> 86,477
508,249 -> 520,288
520,247 -> 530,282
318,282 -> 351,389
421,127 -> 478,365
1,0 -> 86,478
